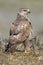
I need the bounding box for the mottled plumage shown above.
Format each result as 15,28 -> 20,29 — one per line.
5,8 -> 32,52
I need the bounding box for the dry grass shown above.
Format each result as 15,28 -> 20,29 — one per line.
0,50 -> 43,65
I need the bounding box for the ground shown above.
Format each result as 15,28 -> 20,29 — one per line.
0,49 -> 43,65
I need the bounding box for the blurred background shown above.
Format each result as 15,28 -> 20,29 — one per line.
0,0 -> 43,41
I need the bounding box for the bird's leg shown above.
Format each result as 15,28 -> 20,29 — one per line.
24,39 -> 33,52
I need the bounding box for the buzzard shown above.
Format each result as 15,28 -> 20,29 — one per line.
5,8 -> 33,52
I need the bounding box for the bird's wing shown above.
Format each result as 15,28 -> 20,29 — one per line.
9,22 -> 17,35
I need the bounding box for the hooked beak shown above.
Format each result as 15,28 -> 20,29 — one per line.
28,11 -> 31,13
27,9 -> 31,13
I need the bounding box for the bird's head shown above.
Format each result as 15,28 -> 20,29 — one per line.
18,8 -> 31,16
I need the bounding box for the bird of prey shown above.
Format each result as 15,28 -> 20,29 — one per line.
5,8 -> 33,52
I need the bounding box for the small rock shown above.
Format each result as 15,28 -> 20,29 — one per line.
38,56 -> 43,60
16,43 -> 25,51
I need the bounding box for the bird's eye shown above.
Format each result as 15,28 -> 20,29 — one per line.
29,22 -> 31,25
24,10 -> 26,11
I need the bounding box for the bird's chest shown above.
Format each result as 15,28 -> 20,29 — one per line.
13,20 -> 29,34
16,21 -> 29,31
